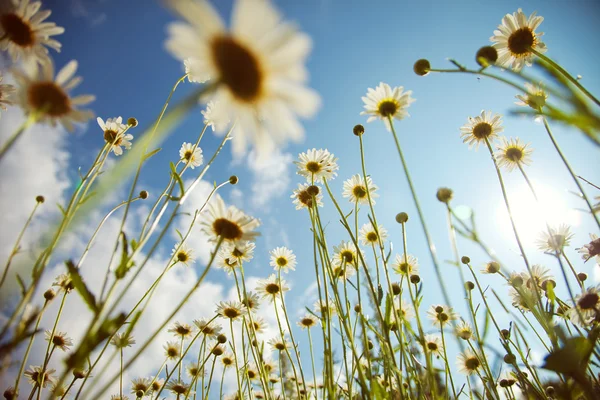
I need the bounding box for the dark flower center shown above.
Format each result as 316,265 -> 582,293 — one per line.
28,82 -> 71,117
578,293 -> 599,310
306,161 -> 321,173
341,250 -> 354,263
465,357 -> 480,370
505,147 -> 523,161
353,185 -> 367,199
211,36 -> 262,102
508,28 -> 535,55
298,190 -> 315,208
184,150 -> 193,161
427,342 -> 438,351
472,122 -> 492,139
276,257 -> 287,267
366,232 -> 378,242
177,251 -> 189,262
586,239 -> 600,260
265,283 -> 280,294
223,308 -> 241,319
275,343 -> 285,350
103,129 -> 122,145
1,13 -> 34,47
213,218 -> 243,240
301,318 -> 314,327
378,100 -> 399,117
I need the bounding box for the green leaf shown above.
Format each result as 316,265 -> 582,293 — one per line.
115,232 -> 133,280
170,162 -> 185,197
65,260 -> 97,312
130,238 -> 138,252
542,334 -> 596,376
78,191 -> 96,205
57,203 -> 66,216
16,274 -> 26,296
143,147 -> 162,161
377,284 -> 383,307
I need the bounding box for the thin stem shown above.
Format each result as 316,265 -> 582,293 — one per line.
0,111 -> 39,162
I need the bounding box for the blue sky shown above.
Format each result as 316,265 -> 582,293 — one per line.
2,0 -> 600,395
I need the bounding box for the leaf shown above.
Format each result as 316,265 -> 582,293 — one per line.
65,260 -> 97,312
78,191 -> 96,205
16,274 -> 26,296
143,147 -> 162,161
170,162 -> 185,198
130,238 -> 138,252
377,284 -> 383,307
114,232 -> 132,280
57,203 -> 66,216
542,333 -> 596,376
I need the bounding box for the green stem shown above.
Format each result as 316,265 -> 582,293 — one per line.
0,111 -> 39,162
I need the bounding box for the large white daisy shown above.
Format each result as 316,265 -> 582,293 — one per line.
294,148 -> 339,183
342,174 -> 378,205
459,110 -> 503,149
361,82 -> 415,131
12,59 -> 94,131
0,0 -> 64,65
165,0 -> 321,158
490,8 -> 546,71
200,196 -> 260,244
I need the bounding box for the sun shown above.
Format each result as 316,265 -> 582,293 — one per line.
495,183 -> 581,248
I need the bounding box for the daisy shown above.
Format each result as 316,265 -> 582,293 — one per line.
297,314 -> 318,329
294,148 -> 339,183
168,322 -> 195,339
130,378 -> 151,397
215,300 -> 246,321
495,137 -> 533,171
44,330 -> 73,352
200,197 -> 260,245
331,261 -> 356,281
536,224 -> 574,253
165,379 -> 191,396
211,344 -> 225,356
52,273 -> 73,292
245,365 -> 260,381
24,365 -> 55,388
256,274 -> 289,302
392,254 -> 419,276
0,72 -> 16,112
481,261 -> 501,274
427,304 -> 458,327
342,174 -> 379,205
249,316 -> 267,333
241,291 -> 261,313
179,142 -> 203,168
187,364 -> 204,379
12,59 -> 94,131
521,264 -> 553,289
397,300 -> 415,321
163,341 -> 181,360
515,82 -> 547,110
423,334 -> 443,356
216,241 -> 255,274
193,318 -> 222,338
110,333 -> 135,349
361,82 -> 415,131
567,285 -> 600,326
455,320 -> 473,340
165,0 -> 320,158
332,241 -> 361,269
491,8 -> 547,71
577,233 -> 600,264
268,337 -> 291,352
262,359 -> 277,374
457,350 -> 482,375
313,299 -> 337,318
459,110 -> 503,149
171,242 -> 195,266
150,378 -> 164,393
221,353 -> 235,368
269,246 -> 297,272
0,0 -> 64,64
98,117 -> 132,156
291,183 -> 323,210
359,222 -> 388,246
509,286 -> 537,312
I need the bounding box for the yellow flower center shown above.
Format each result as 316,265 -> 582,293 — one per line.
301,318 -> 315,327
505,147 -> 523,161
223,307 -> 241,319
366,232 -> 378,242
211,36 -> 262,102
306,161 -> 321,173
28,82 -> 71,117
377,99 -> 399,117
213,218 -> 243,240
1,13 -> 34,47
472,122 -> 492,139
276,256 -> 287,267
176,251 -> 189,262
340,250 -> 354,264
265,283 -> 280,295
508,28 -> 535,56
184,150 -> 194,161
353,185 -> 367,199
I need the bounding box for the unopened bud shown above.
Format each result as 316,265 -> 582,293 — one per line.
461,256 -> 470,265
353,124 -> 365,136
436,187 -> 453,204
476,46 -> 498,67
36,195 -> 45,204
396,212 -> 409,224
44,289 -> 56,301
229,175 -> 238,185
413,59 -> 431,76
465,281 -> 475,291
127,117 -> 138,127
139,190 -> 148,199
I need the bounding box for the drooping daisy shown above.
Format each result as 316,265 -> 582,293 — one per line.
361,82 -> 415,131
456,350 -> 482,375
427,304 -> 458,327
193,318 -> 222,338
171,242 -> 195,266
342,174 -> 379,205
291,183 -> 323,210
577,233 -> 600,264
423,334 -> 443,356
215,300 -> 246,321
12,59 -> 94,131
490,8 -> 547,71
179,142 -> 203,168
256,274 -> 289,302
98,117 -> 132,156
392,254 -> 419,276
165,0 -> 320,158
24,365 -> 55,388
459,110 -> 503,149
130,378 -> 151,397
295,148 -> 339,183
536,224 -> 574,253
200,197 -> 260,245
269,247 -> 297,272
359,222 -> 388,246
495,137 -> 533,172
0,0 -> 64,64
165,379 -> 191,396
297,314 -> 318,329
44,330 -> 73,352
567,285 -> 600,326
0,72 -> 16,113
110,333 -> 136,349
455,320 -> 473,340
168,322 -> 195,339
515,82 -> 547,110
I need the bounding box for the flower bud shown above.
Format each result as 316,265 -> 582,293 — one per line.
127,117 -> 138,127
354,304 -> 361,313
36,195 -> 45,204
476,46 -> 498,67
465,281 -> 475,291
577,272 -> 587,282
217,334 -> 227,344
410,274 -> 420,284
3,387 -> 17,400
503,353 -> 516,364
395,212 -> 409,223
461,256 -> 470,265
353,124 -> 365,136
501,329 -> 510,339
436,187 -> 453,204
413,59 -> 431,76
139,190 -> 149,199
391,282 -> 401,296
229,175 -> 239,185
44,289 -> 56,301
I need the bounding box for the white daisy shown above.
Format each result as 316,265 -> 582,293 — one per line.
522,264 -> 553,290
332,241 -> 361,269
200,197 -> 260,244
392,254 -> 419,276
294,148 -> 339,183
397,300 -> 414,321
495,137 -> 533,172
536,224 -> 574,254
576,233 -> 600,264
291,183 -> 323,210
0,0 -> 64,65
427,304 -> 458,327
215,300 -> 246,321
269,247 -> 297,272
256,274 -> 289,302
567,285 -> 600,327
509,286 -> 537,312
361,82 -> 415,131
515,82 -> 547,110
359,222 -> 388,246
456,350 -> 482,375
165,0 -> 320,158
342,174 -> 378,205
423,334 -> 444,356
201,100 -> 229,132
490,8 -> 546,71
12,59 -> 94,131
459,110 -> 503,149
179,142 -> 203,168
171,242 -> 195,266
0,72 -> 16,112
216,241 -> 255,274
98,117 -> 132,156
313,299 -> 337,317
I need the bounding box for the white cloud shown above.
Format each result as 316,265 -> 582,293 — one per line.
246,149 -> 292,209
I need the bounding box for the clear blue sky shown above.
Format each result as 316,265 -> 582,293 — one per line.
41,0 -> 600,384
